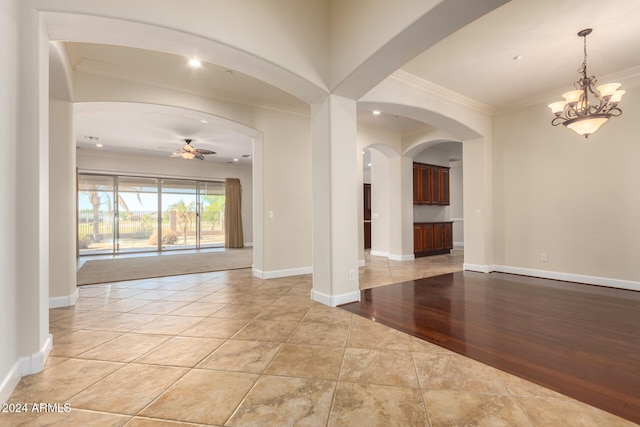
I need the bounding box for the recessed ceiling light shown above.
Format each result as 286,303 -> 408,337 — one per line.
96,143 -> 103,148
367,163 -> 372,167
372,110 -> 381,115
233,158 -> 239,162
188,58 -> 202,67
200,119 -> 208,123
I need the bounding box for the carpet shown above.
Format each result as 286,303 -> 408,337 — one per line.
77,248 -> 253,285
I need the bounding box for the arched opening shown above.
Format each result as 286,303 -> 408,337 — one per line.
73,101 -> 259,260
45,20 -> 316,290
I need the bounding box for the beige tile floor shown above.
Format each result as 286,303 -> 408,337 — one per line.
360,248 -> 465,289
1,252 -> 637,426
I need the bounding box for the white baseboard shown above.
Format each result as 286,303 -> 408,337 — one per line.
0,335 -> 53,403
49,288 -> 79,309
20,334 -> 53,377
464,263 -> 640,292
0,361 -> 21,404
368,252 -> 414,261
453,241 -> 464,247
369,250 -> 389,258
1,334 -> 53,404
253,266 -> 313,280
463,263 -> 493,273
493,265 -> 640,292
311,289 -> 360,307
389,253 -> 415,261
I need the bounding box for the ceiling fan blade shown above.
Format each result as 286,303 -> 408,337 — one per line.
195,149 -> 216,155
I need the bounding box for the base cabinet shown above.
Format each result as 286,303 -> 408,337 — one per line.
414,222 -> 453,257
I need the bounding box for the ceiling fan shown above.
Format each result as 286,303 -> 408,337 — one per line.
167,139 -> 216,160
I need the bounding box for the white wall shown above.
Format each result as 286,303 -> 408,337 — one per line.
0,0 -> 20,404
493,83 -> 640,288
450,160 -> 464,245
77,149 -> 254,246
49,99 -> 77,306
254,108 -> 313,274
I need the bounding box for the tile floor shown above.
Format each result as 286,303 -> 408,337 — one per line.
1,251 -> 637,426
359,248 -> 465,289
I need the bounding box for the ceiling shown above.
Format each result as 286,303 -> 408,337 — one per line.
69,0 -> 640,164
400,0 -> 640,112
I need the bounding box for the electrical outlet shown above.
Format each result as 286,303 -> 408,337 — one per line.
540,253 -> 548,262
349,270 -> 355,280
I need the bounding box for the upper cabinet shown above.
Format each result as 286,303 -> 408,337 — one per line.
413,162 -> 450,205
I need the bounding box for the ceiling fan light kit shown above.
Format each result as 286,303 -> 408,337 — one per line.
173,139 -> 216,160
549,28 -> 624,138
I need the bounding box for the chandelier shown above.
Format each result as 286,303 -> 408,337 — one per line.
548,29 -> 625,138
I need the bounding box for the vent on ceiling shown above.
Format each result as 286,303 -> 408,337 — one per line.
82,135 -> 101,141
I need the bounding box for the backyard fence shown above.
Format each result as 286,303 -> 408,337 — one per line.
78,209 -> 223,239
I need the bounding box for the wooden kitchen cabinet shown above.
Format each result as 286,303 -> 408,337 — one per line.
413,162 -> 450,205
413,221 -> 453,257
364,184 -> 371,249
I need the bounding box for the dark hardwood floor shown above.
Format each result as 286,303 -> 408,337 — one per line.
340,271 -> 640,424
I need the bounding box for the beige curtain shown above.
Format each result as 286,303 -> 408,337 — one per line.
224,178 -> 244,248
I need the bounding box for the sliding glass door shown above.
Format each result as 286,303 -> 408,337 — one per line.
116,177 -> 159,253
199,181 -> 226,247
161,179 -> 197,250
78,175 -> 115,255
78,173 -> 225,256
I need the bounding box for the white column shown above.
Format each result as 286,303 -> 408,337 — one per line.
310,95 -> 360,306
389,155 -> 415,260
463,137 -> 493,271
49,99 -> 77,308
370,150 -> 389,257
16,3 -> 51,375
0,0 -> 20,402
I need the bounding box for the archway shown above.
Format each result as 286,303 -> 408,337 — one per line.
357,96 -> 491,272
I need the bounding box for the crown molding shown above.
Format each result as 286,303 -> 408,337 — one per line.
390,70 -> 496,116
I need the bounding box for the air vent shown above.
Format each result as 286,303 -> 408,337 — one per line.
82,135 -> 101,141
241,154 -> 251,158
